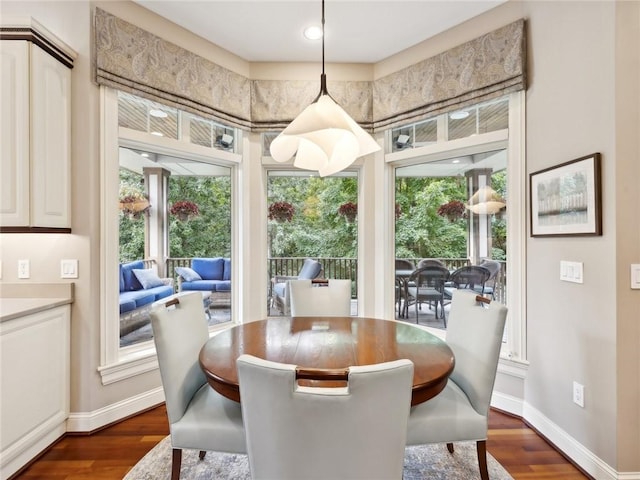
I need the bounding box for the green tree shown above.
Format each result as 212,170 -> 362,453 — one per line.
119,168 -> 232,262
168,174 -> 231,258
119,169 -> 146,262
267,175 -> 358,258
395,177 -> 468,260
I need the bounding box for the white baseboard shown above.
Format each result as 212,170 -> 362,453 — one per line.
66,387 -> 164,433
490,395 -> 639,479
491,390 -> 524,417
618,473 -> 640,480
1,422 -> 66,480
522,402 -> 627,480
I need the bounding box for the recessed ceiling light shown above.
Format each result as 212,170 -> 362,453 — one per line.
141,153 -> 149,158
450,111 -> 470,120
149,109 -> 168,118
303,25 -> 323,40
151,131 -> 164,137
452,159 -> 460,164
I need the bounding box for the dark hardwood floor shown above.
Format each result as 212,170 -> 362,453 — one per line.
14,405 -> 588,479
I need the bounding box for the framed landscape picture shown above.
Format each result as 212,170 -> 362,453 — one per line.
530,153 -> 602,237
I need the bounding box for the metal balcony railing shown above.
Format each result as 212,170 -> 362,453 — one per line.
163,256 -> 506,305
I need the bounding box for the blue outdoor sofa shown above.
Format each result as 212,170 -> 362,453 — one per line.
176,257 -> 231,297
119,260 -> 174,315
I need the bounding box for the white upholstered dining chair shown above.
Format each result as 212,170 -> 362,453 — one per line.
406,289 -> 508,480
237,354 -> 414,480
150,292 -> 246,480
289,278 -> 352,316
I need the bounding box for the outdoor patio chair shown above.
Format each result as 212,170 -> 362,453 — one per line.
444,265 -> 492,302
417,258 -> 446,269
478,259 -> 501,299
395,259 -> 416,318
270,258 -> 322,315
404,265 -> 450,324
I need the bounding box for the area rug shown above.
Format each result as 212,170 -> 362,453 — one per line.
124,436 -> 513,480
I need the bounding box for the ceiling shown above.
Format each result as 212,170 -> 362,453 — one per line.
133,1 -> 506,63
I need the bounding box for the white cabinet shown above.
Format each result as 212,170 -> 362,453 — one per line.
0,23 -> 75,232
0,304 -> 71,480
0,41 -> 30,227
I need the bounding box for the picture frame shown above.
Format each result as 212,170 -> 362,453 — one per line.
530,153 -> 602,237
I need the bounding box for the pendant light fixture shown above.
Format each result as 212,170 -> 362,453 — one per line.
466,185 -> 506,215
269,0 -> 380,177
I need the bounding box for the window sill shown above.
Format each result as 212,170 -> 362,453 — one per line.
497,356 -> 529,379
98,347 -> 158,385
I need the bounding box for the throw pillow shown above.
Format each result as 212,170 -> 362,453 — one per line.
176,266 -> 202,282
132,269 -> 165,290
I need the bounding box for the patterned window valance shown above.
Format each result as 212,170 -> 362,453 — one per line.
251,79 -> 374,132
93,8 -> 252,130
93,8 -> 525,134
372,19 -> 526,131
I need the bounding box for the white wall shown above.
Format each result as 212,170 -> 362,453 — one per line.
526,0 -> 618,468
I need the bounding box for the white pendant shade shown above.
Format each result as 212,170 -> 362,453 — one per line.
466,185 -> 506,215
270,95 -> 380,177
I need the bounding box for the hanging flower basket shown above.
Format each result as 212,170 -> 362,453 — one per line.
437,200 -> 466,222
268,201 -> 295,223
119,194 -> 150,220
338,202 -> 357,223
170,200 -> 200,221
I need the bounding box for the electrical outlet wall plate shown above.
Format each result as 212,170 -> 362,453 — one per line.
573,381 -> 585,408
631,264 -> 640,289
18,259 -> 30,279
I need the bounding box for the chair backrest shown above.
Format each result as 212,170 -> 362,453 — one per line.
297,258 -> 322,280
409,265 -> 450,289
417,258 -> 446,269
449,265 -> 491,291
479,259 -> 501,279
445,290 -> 508,416
237,354 -> 414,480
149,292 -> 209,425
395,258 -> 415,270
289,279 -> 351,316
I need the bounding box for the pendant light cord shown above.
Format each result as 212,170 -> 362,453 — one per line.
321,0 -> 325,76
318,0 -> 329,97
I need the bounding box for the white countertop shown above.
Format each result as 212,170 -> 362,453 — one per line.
1,297 -> 73,322
0,283 -> 74,322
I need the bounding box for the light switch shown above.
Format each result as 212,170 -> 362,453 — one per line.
61,259 -> 78,279
631,264 -> 640,289
560,260 -> 583,284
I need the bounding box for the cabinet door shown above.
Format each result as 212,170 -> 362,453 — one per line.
30,43 -> 71,228
0,41 -> 30,226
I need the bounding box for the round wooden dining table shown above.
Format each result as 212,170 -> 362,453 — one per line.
199,316 -> 455,406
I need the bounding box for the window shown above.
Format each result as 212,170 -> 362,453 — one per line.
387,93 -> 525,363
266,170 -> 359,317
99,88 -> 241,384
118,149 -> 232,349
389,97 -> 509,152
